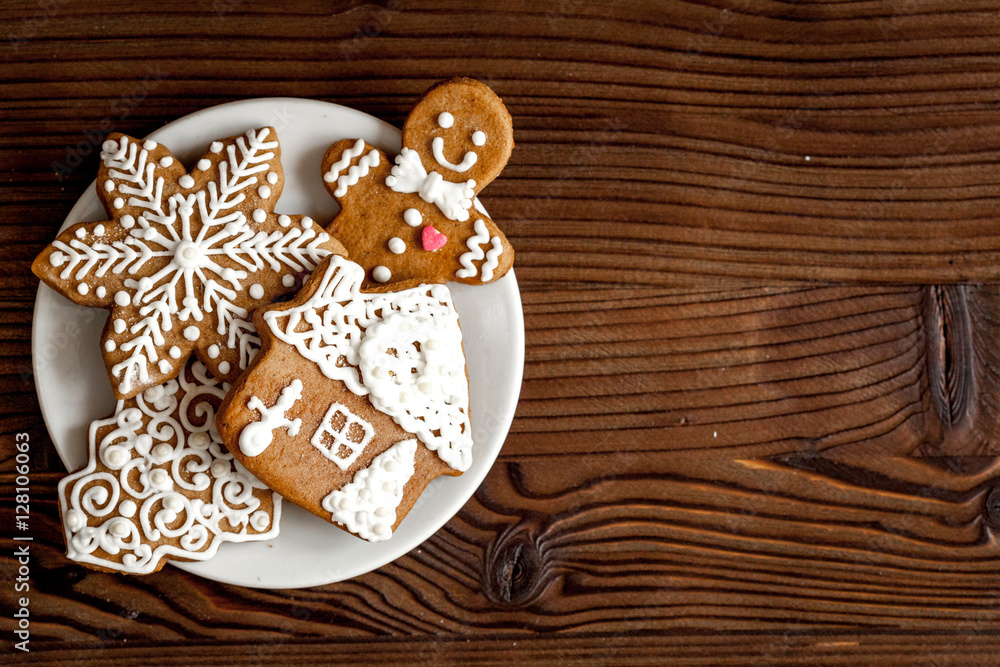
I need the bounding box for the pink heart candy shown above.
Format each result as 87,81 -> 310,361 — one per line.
421,225 -> 447,251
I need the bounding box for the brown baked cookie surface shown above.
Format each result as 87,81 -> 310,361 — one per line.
32,127 -> 347,399
322,77 -> 514,288
215,255 -> 470,542
58,359 -> 281,575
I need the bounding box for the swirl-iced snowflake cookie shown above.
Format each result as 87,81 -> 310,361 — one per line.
322,77 -> 514,287
32,127 -> 346,399
58,359 -> 281,575
215,255 -> 471,543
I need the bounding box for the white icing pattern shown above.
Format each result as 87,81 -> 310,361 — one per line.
324,138 -> 381,197
241,379 -> 303,456
311,402 -> 374,471
455,218 -> 504,281
57,361 -> 281,574
263,256 -> 472,471
51,129 -> 333,395
431,136 -> 478,172
321,439 -> 417,542
385,148 -> 475,221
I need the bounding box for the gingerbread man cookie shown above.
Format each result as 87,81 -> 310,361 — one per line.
215,254 -> 471,542
59,359 -> 281,575
32,127 -> 346,399
321,77 -> 514,287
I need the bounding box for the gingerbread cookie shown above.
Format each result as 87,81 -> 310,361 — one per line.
321,77 -> 514,287
215,255 -> 471,542
32,127 -> 346,399
59,359 -> 281,575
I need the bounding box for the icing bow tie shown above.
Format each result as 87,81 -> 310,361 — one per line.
385,148 -> 475,221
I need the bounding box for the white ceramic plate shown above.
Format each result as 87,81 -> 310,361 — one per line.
32,98 -> 524,589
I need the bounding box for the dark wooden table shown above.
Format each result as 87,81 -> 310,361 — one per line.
3,1 -> 1000,664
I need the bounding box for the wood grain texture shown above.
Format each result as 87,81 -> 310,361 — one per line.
2,0 -> 1000,664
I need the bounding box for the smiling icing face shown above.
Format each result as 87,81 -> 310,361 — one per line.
401,78 -> 514,191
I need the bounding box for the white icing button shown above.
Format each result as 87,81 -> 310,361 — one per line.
110,521 -> 130,538
249,283 -> 264,300
207,344 -> 220,359
163,496 -> 183,511
120,214 -> 135,229
77,283 -> 89,296
49,251 -> 65,267
94,224 -> 105,236
251,511 -> 270,531
113,318 -> 126,333
104,179 -> 114,192
388,237 -> 405,254
106,448 -> 127,466
66,510 -> 84,531
197,158 -> 211,171
253,208 -> 266,223
372,266 -> 391,283
102,139 -> 116,152
375,506 -> 389,517
104,339 -> 116,352
169,345 -> 181,359
267,171 -> 278,185
184,326 -> 200,341
278,214 -> 291,227
218,361 -> 231,374
143,139 -> 157,150
115,291 -> 130,306
384,460 -> 398,473
113,197 -> 124,209
373,523 -> 389,536
438,112 -> 454,128
257,185 -> 271,198
139,275 -> 154,291
302,217 -> 313,229
144,385 -> 163,402
178,174 -> 195,189
211,461 -> 229,477
158,359 -> 171,374
153,443 -> 172,459
159,156 -> 173,168
75,228 -> 86,239
189,432 -> 210,448
150,469 -> 169,486
281,274 -> 295,288
403,208 -> 422,227
96,286 -> 106,298
425,338 -> 440,351
472,130 -> 487,146
210,141 -> 223,153
118,499 -> 137,518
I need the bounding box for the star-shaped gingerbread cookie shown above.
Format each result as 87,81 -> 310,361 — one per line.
32,127 -> 347,399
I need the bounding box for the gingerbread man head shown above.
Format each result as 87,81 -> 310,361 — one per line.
321,78 -> 515,287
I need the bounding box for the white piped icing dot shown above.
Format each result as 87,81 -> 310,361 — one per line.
66,510 -> 84,531
178,174 -> 195,189
118,499 -> 137,518
158,359 -> 171,374
153,443 -> 172,459
372,266 -> 391,283
163,495 -> 183,511
278,214 -> 291,227
211,461 -> 229,477
169,346 -> 181,359
113,318 -> 126,333
150,469 -> 169,487
113,197 -> 124,209
302,217 -> 313,229
96,286 -> 106,299
257,185 -> 271,198
252,209 -> 266,223
106,448 -> 128,466
115,291 -> 130,307
251,511 -> 270,531
388,237 -> 406,254
104,179 -> 114,192
218,361 -> 231,374
159,156 -> 173,168
472,130 -> 487,146
49,251 -> 65,267
104,339 -> 116,352
120,214 -> 135,229
183,326 -> 200,341
207,344 -> 220,359
110,521 -> 130,538
282,274 -> 295,288
77,283 -> 89,296
189,432 -> 210,448
143,139 -> 157,150
94,224 -> 105,236
438,112 -> 454,128
210,141 -> 223,153
249,283 -> 264,300
75,228 -> 86,239
267,171 -> 278,185
197,158 -> 211,171
403,208 -> 422,227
